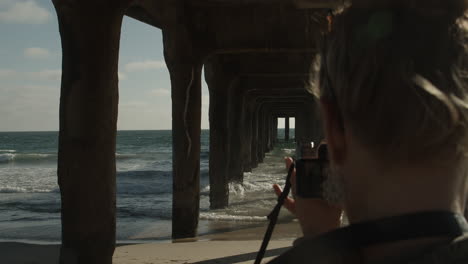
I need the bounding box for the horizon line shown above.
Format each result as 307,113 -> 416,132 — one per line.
0,128 -> 294,133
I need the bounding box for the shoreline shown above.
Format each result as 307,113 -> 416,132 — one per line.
0,219 -> 301,244
1,221 -> 300,264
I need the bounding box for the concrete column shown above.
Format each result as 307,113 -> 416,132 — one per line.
259,106 -> 268,162
242,98 -> 254,172
294,115 -> 298,142
285,116 -> 290,141
228,80 -> 245,183
163,28 -> 202,239
266,113 -> 271,152
268,114 -> 275,151
295,112 -> 303,155
53,1 -> 127,262
205,59 -> 230,209
265,114 -> 272,153
262,110 -> 268,154
257,105 -> 265,163
262,110 -> 268,160
273,117 -> 278,145
251,104 -> 259,168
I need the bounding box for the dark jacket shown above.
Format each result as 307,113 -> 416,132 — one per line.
268,234 -> 468,263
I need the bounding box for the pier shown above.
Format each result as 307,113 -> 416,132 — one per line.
51,0 -> 344,262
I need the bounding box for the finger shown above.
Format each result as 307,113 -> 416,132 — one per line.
273,184 -> 283,197
290,167 -> 297,198
283,197 -> 296,215
284,157 -> 294,170
273,184 -> 296,215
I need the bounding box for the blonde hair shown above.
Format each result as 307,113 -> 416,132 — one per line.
310,1 -> 468,162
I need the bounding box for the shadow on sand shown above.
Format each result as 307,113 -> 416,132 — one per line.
191,246 -> 290,264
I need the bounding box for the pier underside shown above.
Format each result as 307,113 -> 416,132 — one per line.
52,0 -> 344,262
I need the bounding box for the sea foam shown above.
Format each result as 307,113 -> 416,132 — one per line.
0,150 -> 16,153
199,212 -> 267,222
0,153 -> 56,164
0,154 -> 15,163
0,185 -> 58,193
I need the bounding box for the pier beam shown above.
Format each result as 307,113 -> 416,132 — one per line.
251,103 -> 259,168
242,99 -> 254,172
265,113 -> 272,152
257,105 -> 265,163
205,58 -> 232,209
164,27 -> 203,239
273,117 -> 278,145
271,116 -> 277,147
295,115 -> 298,142
228,79 -> 245,183
285,116 -> 290,141
53,1 -> 127,262
265,115 -> 271,152
266,113 -> 272,152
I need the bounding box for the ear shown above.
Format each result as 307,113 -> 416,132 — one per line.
320,99 -> 347,165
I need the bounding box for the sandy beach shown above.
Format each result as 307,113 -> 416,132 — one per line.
0,240 -> 291,264
114,240 -> 292,264
1,222 -> 300,264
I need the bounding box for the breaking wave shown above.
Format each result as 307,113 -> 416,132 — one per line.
0,149 -> 16,153
200,212 -> 267,222
0,186 -> 59,194
0,153 -> 56,164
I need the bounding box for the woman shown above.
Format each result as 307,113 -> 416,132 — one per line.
271,1 -> 468,263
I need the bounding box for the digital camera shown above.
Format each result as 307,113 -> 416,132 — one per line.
295,143 -> 329,198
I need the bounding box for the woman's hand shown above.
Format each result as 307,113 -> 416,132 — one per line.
273,157 -> 343,237
273,183 -> 296,215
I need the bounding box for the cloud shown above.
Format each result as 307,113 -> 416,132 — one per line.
0,0 -> 13,8
0,69 -> 61,82
28,69 -> 61,81
120,101 -> 150,108
24,47 -> 50,59
0,69 -> 17,78
118,72 -> 127,80
0,84 -> 59,131
0,0 -> 51,24
148,88 -> 170,96
124,60 -> 166,72
117,100 -> 171,130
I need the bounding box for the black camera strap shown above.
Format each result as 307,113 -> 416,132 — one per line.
254,163 -> 295,264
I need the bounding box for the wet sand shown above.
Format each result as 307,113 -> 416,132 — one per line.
0,222 -> 299,264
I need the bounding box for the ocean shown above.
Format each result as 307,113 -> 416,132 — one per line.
0,130 -> 296,243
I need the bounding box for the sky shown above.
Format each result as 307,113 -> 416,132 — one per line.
0,0 -> 292,131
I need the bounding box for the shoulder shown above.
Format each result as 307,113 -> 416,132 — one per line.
410,235 -> 468,264
267,236 -> 361,264
268,235 -> 468,264
374,235 -> 468,264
